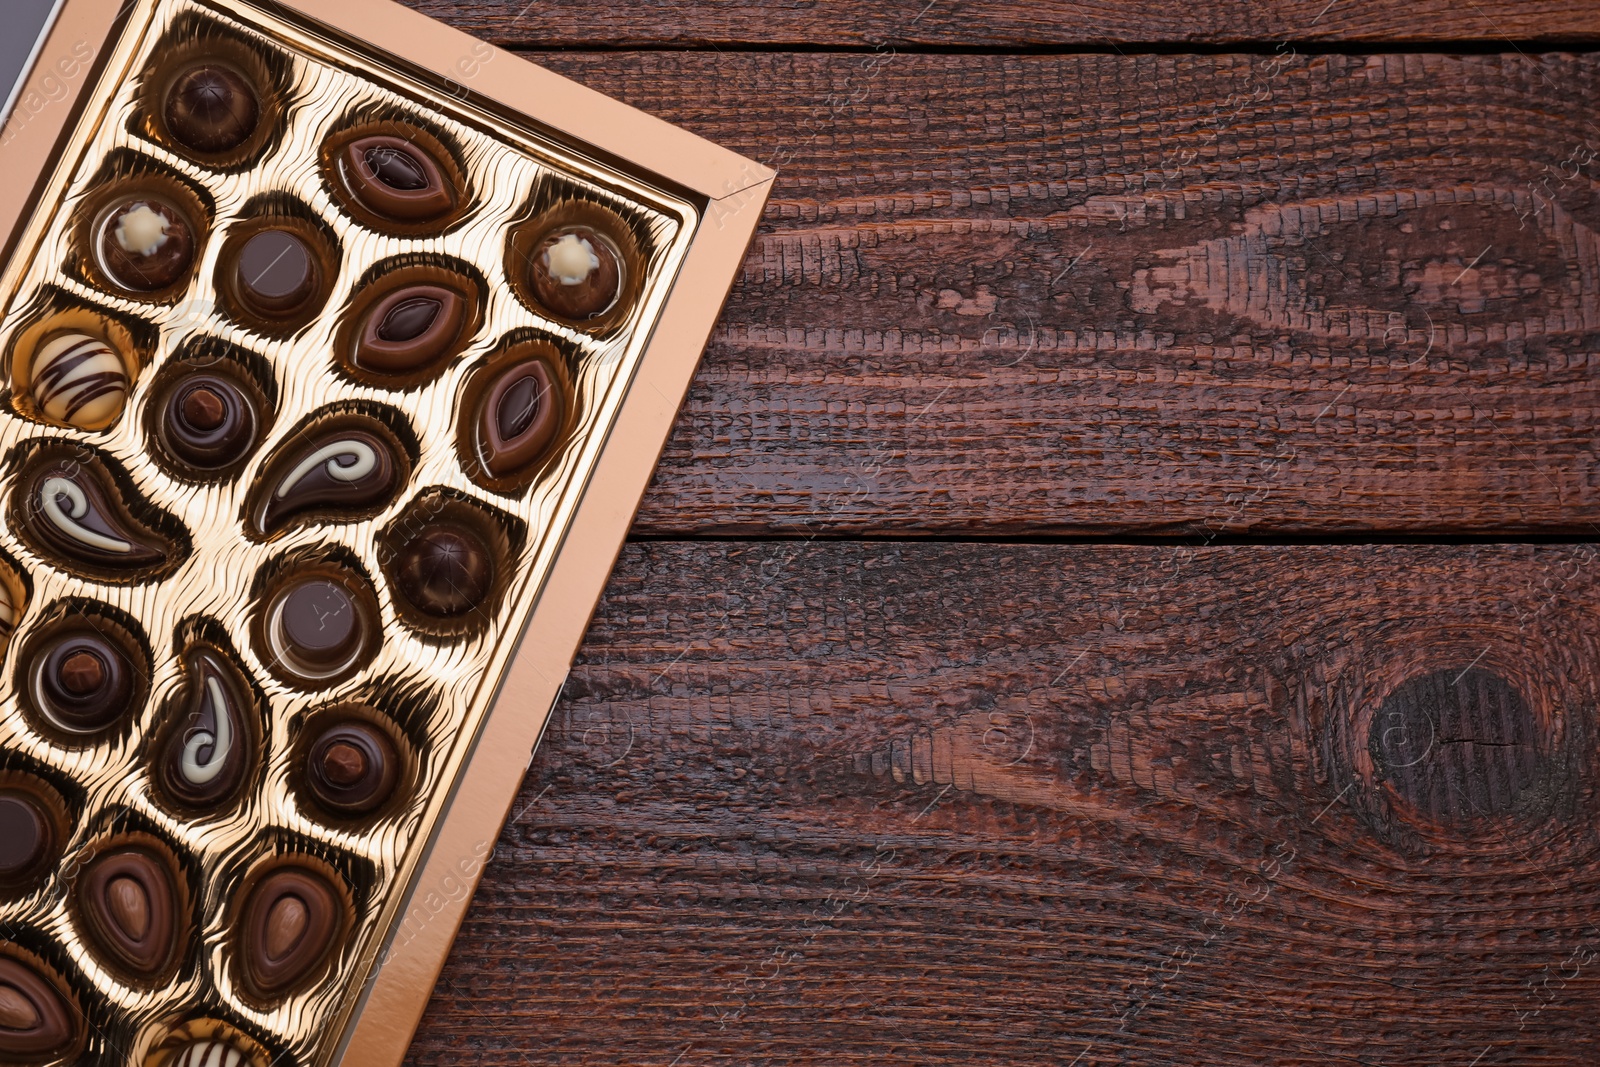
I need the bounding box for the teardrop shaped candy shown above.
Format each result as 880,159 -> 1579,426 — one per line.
75,844 -> 182,980
0,957 -> 78,1060
14,451 -> 181,577
237,864 -> 344,998
248,416 -> 405,537
152,646 -> 259,812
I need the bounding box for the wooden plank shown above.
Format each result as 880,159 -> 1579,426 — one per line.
403,0 -> 1600,49
516,50 -> 1600,537
406,540 -> 1600,1066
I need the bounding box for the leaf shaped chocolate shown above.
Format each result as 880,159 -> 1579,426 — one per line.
14,451 -> 181,577
341,135 -> 454,222
248,416 -> 406,536
75,844 -> 183,981
152,646 -> 259,812
465,353 -> 565,483
0,957 -> 78,1060
351,283 -> 468,375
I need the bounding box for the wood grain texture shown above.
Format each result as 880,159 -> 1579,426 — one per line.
504,50 -> 1600,537
406,541 -> 1600,1066
401,0 -> 1600,49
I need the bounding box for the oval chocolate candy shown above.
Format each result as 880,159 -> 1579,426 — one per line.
341,136 -> 454,223
0,957 -> 79,1061
237,864 -> 345,998
75,844 -> 183,980
351,284 -> 468,376
467,355 -> 564,482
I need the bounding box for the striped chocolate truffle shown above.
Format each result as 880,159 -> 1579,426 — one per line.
29,333 -> 128,430
170,1040 -> 250,1067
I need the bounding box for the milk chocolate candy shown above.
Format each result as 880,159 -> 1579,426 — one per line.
463,350 -> 565,485
340,135 -> 455,223
152,646 -> 259,812
0,582 -> 17,649
97,197 -> 195,292
352,284 -> 469,376
74,843 -> 184,981
27,331 -> 129,431
530,226 -> 621,321
0,957 -> 79,1062
236,864 -> 346,999
163,63 -> 260,153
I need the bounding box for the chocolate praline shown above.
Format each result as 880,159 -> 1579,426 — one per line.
19,452 -> 178,573
233,228 -> 319,320
75,845 -> 182,980
98,198 -> 195,292
530,227 -> 621,321
152,647 -> 257,812
305,720 -> 400,816
0,956 -> 79,1060
265,575 -> 377,685
340,135 -> 455,223
352,283 -> 469,376
394,524 -> 493,619
249,419 -> 403,536
159,373 -> 260,471
237,864 -> 345,998
31,628 -> 136,736
163,63 -> 260,153
0,789 -> 57,887
467,355 -> 563,482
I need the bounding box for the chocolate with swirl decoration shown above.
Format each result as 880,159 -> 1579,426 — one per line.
28,332 -> 129,431
14,453 -> 180,577
248,417 -> 406,536
152,646 -> 259,812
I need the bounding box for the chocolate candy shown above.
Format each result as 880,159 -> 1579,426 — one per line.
340,135 -> 454,222
157,371 -> 261,472
152,647 -> 258,812
394,524 -> 493,619
305,719 -> 400,816
352,284 -> 468,376
28,332 -> 129,430
98,197 -> 195,292
163,63 -> 260,154
0,783 -> 60,889
465,353 -> 564,483
250,419 -> 404,536
28,625 -> 137,736
17,452 -> 179,575
170,1039 -> 254,1067
530,227 -> 621,321
0,957 -> 78,1061
75,844 -> 182,980
237,865 -> 345,999
263,573 -> 378,685
0,583 -> 16,648
233,228 -> 319,319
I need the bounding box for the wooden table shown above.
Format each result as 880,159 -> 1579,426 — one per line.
401,3 -> 1600,1063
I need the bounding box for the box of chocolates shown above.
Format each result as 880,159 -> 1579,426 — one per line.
0,2 -> 773,1065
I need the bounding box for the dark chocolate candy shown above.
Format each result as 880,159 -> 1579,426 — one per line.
233,229 -> 318,319
341,135 -> 454,222
352,284 -> 467,375
305,720 -> 399,816
0,790 -> 55,886
238,865 -> 344,998
18,454 -> 178,574
99,198 -> 195,292
164,64 -> 260,153
250,420 -> 403,536
394,523 -> 493,618
469,356 -> 562,480
153,647 -> 257,811
76,845 -> 181,980
530,227 -> 621,321
0,957 -> 78,1060
30,626 -> 136,736
266,575 -> 378,685
158,372 -> 260,471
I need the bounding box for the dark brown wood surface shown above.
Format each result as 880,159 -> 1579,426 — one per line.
401,2 -> 1600,1065
404,0 -> 1600,48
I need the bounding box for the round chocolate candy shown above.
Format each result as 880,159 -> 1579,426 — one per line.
99,198 -> 195,292
0,787 -> 58,888
237,864 -> 345,998
352,283 -> 469,376
169,1039 -> 255,1067
31,627 -> 135,736
394,524 -> 493,619
305,720 -> 400,816
75,844 -> 182,980
467,354 -> 563,482
0,956 -> 79,1061
233,229 -> 319,319
530,227 -> 621,321
163,63 -> 260,153
159,372 -> 260,471
340,135 -> 454,223
29,332 -> 129,431
265,575 -> 376,684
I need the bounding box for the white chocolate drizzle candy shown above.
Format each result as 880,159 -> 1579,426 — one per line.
171,1041 -> 248,1067
545,232 -> 600,285
115,203 -> 171,256
29,332 -> 129,429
